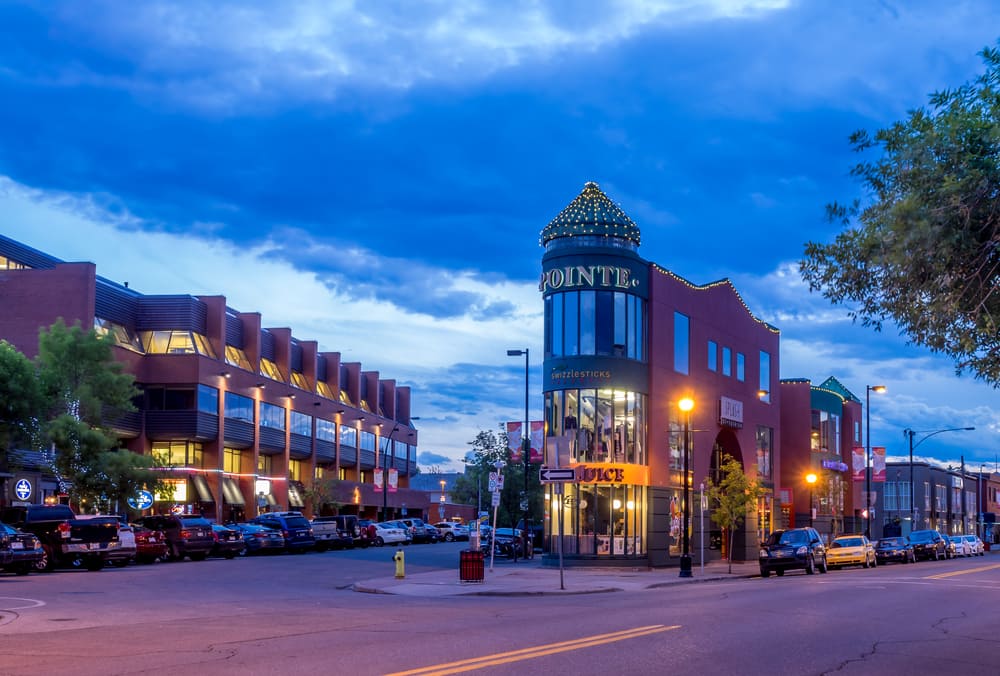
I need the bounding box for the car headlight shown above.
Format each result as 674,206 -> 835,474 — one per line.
796,546 -> 808,555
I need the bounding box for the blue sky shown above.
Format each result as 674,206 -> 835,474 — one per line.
1,0 -> 998,472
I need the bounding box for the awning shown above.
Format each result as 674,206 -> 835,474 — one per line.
190,474 -> 214,503
287,482 -> 305,509
222,478 -> 245,505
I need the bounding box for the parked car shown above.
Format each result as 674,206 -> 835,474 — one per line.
250,512 -> 315,553
0,522 -> 44,575
827,534 -> 876,569
421,523 -> 440,543
131,523 -> 168,564
759,527 -> 828,577
961,534 -> 986,556
372,522 -> 409,546
76,515 -> 137,568
1,504 -> 120,572
323,515 -> 364,548
947,535 -> 971,557
210,524 -> 245,559
137,514 -> 215,561
230,523 -> 285,555
491,528 -> 525,559
434,522 -> 469,542
309,516 -> 354,551
908,529 -> 947,561
397,518 -> 434,543
384,521 -> 414,545
358,519 -> 378,547
874,536 -> 915,565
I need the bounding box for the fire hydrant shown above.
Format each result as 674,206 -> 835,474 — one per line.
393,547 -> 405,579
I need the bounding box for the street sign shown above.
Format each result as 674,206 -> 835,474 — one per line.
491,491 -> 500,507
488,472 -> 498,492
539,467 -> 575,483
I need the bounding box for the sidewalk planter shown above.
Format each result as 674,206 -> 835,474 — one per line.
459,549 -> 485,583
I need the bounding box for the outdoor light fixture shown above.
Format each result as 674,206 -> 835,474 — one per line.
806,473 -> 817,527
865,385 -> 886,539
255,383 -> 266,389
507,348 -> 530,561
220,371 -> 231,378
678,397 -> 695,578
904,426 -> 975,531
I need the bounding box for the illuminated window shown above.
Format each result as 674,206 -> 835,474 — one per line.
339,389 -> 353,405
93,318 -> 143,352
224,448 -> 242,474
0,255 -> 28,269
289,459 -> 303,482
259,357 -> 285,382
151,441 -> 204,468
225,345 -> 252,371
139,330 -> 216,357
359,399 -> 372,413
290,371 -> 310,390
316,381 -> 334,399
258,454 -> 273,474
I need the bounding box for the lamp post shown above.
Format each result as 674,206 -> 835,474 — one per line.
865,385 -> 886,539
806,473 -> 817,527
379,416 -> 420,523
904,426 -> 974,532
980,463 -> 986,541
507,348 -> 530,561
678,397 -> 694,578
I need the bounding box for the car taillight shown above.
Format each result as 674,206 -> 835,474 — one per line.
282,530 -> 290,538
180,529 -> 192,539
254,533 -> 267,539
58,521 -> 72,539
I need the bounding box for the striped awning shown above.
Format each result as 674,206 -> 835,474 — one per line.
222,478 -> 245,505
190,474 -> 214,503
287,482 -> 305,509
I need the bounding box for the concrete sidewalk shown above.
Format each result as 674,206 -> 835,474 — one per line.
352,556 -> 761,596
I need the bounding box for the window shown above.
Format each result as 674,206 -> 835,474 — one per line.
316,381 -> 334,399
94,318 -> 143,352
340,425 -> 358,449
290,410 -> 312,436
289,459 -> 303,482
260,357 -> 285,382
595,291 -> 613,355
759,351 -> 771,402
885,482 -> 898,512
224,392 -> 254,423
225,345 -> 252,371
152,441 -> 204,468
316,418 -> 336,442
736,352 -> 745,381
139,330 -> 216,357
339,389 -> 353,405
721,347 -> 731,376
224,448 -> 242,474
755,426 -> 772,479
360,430 -> 376,451
197,385 -> 218,415
564,291 -> 579,356
707,341 -> 718,372
674,312 -> 689,375
854,421 -> 861,444
924,482 -> 931,513
290,371 -> 310,390
260,402 -> 286,431
258,454 -> 273,474
580,291 -> 596,354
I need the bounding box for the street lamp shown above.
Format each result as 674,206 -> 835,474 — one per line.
806,473 -> 817,527
865,385 -> 886,539
678,397 -> 694,578
904,426 -> 974,531
507,348 -> 530,560
380,416 -> 420,522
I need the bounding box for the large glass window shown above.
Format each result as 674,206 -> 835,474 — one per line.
552,293 -> 564,356
139,330 -> 216,357
580,292 -> 596,354
544,389 -> 646,465
316,418 -> 336,442
290,410 -> 312,436
289,459 -> 303,482
707,340 -> 718,372
224,447 -> 242,474
94,318 -> 143,352
290,371 -> 310,390
756,425 -> 773,479
225,345 -> 252,371
260,357 -> 285,382
224,392 -> 254,423
260,402 -> 286,430
564,291 -> 579,356
547,483 -> 646,558
152,441 -> 204,468
674,312 -> 689,375
340,425 -> 358,449
759,351 -> 771,402
722,347 -> 732,376
197,385 -> 218,415
360,430 -> 376,452
544,289 -> 644,360
736,352 -> 745,381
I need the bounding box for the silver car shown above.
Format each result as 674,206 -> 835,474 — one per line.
961,534 -> 986,556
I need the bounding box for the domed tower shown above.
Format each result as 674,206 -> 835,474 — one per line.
539,182 -> 650,563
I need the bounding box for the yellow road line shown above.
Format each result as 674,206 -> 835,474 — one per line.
385,624 -> 681,676
925,562 -> 1000,579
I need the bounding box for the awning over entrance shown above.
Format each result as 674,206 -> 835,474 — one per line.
190,474 -> 214,503
288,482 -> 305,509
222,478 -> 245,505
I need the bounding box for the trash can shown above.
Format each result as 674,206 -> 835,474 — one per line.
459,549 -> 485,583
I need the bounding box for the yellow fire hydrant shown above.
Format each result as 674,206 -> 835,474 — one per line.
393,547 -> 405,579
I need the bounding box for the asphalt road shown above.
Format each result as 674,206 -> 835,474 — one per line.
2,543 -> 999,675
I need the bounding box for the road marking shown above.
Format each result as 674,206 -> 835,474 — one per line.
385,624 -> 681,676
0,597 -> 47,610
924,562 -> 1000,579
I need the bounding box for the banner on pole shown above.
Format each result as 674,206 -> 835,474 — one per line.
872,447 -> 886,482
507,421 -> 523,462
852,447 -> 866,482
530,421 -> 544,463
388,468 -> 398,493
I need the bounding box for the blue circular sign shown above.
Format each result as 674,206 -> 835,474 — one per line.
127,489 -> 155,511
14,478 -> 32,501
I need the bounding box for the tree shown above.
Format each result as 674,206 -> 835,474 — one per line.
96,449 -> 163,515
0,340 -> 43,468
451,427 -> 538,528
801,45 -> 1000,385
35,319 -> 142,506
706,454 -> 766,573
303,475 -> 343,516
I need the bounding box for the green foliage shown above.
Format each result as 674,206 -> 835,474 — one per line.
303,475 -> 343,515
454,426 -> 542,529
707,454 -> 766,572
801,45 -> 1000,386
0,340 -> 43,465
35,319 -> 141,503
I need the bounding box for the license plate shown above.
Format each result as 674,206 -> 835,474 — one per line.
11,541 -> 24,549
149,537 -> 157,542
89,542 -> 102,550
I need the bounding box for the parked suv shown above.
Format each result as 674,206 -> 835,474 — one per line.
759,527 -> 829,577
908,529 -> 947,561
397,518 -> 434,544
137,514 -> 215,561
327,515 -> 364,548
251,511 -> 315,553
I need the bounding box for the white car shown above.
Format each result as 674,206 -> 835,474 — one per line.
373,523 -> 409,546
961,534 -> 986,556
76,514 -> 136,567
948,535 -> 972,557
434,522 -> 469,542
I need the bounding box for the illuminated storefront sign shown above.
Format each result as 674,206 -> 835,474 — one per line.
570,463 -> 650,485
539,264 -> 641,294
719,396 -> 743,428
822,460 -> 848,472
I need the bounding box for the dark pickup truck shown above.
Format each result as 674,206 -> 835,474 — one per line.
0,504 -> 120,571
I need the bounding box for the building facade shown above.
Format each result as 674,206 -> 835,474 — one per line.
872,461 -> 982,540
0,235 -> 423,522
539,183 -> 781,567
